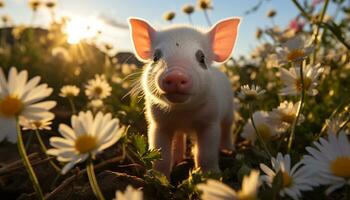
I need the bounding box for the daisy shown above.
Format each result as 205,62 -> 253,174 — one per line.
0,67 -> 55,143
237,84 -> 265,102
197,170 -> 260,200
88,99 -> 104,111
302,132 -> 350,194
29,0 -> 41,11
260,153 -> 313,200
114,185 -> 143,200
197,0 -> 212,10
280,63 -> 323,96
85,75 -> 112,100
47,111 -> 124,174
241,111 -> 278,143
20,113 -> 54,130
59,85 -> 80,98
276,35 -> 314,65
268,101 -> 304,132
266,26 -> 296,43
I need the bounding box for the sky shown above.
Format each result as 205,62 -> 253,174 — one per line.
0,0 -> 339,58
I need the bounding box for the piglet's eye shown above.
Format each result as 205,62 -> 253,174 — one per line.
196,50 -> 207,69
153,49 -> 162,62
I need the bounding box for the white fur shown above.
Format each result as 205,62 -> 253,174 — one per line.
129,18 -> 237,177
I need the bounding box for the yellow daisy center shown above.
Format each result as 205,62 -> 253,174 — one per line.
244,92 -> 259,101
238,192 -> 257,200
0,95 -> 23,117
33,121 -> 43,128
281,113 -> 296,124
287,49 -> 305,61
295,77 -> 312,91
330,157 -> 350,178
282,171 -> 293,188
256,124 -> 272,141
94,86 -> 103,95
75,135 -> 97,154
64,91 -> 75,97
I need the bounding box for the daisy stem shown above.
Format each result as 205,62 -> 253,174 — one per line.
203,10 -> 212,26
188,15 -> 193,25
336,116 -> 350,135
34,129 -> 61,173
290,0 -> 311,21
86,158 -> 105,200
248,104 -> 272,158
318,102 -> 344,138
16,120 -> 44,199
68,97 -> 77,114
25,133 -> 33,150
312,0 -> 330,63
287,62 -> 305,152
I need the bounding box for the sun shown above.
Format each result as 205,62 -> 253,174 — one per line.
64,17 -> 102,44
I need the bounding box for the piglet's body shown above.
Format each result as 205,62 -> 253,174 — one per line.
129,17 -> 241,177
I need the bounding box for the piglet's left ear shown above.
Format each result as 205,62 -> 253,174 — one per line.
207,17 -> 241,63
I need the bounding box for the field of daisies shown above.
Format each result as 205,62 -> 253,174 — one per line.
0,0 -> 350,200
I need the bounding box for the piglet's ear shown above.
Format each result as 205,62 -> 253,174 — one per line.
207,17 -> 241,63
128,18 -> 156,62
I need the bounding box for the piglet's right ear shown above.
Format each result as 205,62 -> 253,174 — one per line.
128,18 -> 156,62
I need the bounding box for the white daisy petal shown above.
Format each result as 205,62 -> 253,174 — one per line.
48,111 -> 123,171
197,170 -> 260,200
0,67 -> 55,143
303,133 -> 350,195
260,153 -> 314,199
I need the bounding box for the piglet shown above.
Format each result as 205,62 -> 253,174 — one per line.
128,17 -> 241,177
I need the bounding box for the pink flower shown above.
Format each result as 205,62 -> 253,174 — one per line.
312,0 -> 323,7
289,17 -> 305,33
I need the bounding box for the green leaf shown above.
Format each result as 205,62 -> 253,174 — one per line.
144,169 -> 173,199
141,148 -> 162,169
132,134 -> 147,156
130,134 -> 162,169
145,169 -> 171,187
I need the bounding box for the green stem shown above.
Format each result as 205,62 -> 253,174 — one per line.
312,0 -> 330,63
34,129 -> 61,173
318,102 -> 344,138
249,104 -> 272,158
86,158 -> 105,200
290,0 -> 311,21
203,10 -> 212,26
25,133 -> 33,150
50,10 -> 56,24
50,173 -> 61,190
16,121 -> 44,199
31,12 -> 36,26
68,97 -> 77,114
336,116 -> 350,135
313,0 -> 329,44
287,62 -> 305,152
188,15 -> 193,25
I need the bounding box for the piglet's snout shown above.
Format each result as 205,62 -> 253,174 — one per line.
160,69 -> 192,94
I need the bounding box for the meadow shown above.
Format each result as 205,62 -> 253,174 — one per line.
0,0 -> 350,199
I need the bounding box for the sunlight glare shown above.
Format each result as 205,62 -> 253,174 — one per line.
65,17 -> 102,44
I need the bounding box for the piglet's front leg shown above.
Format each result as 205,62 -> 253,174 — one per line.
195,122 -> 221,173
148,123 -> 174,178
